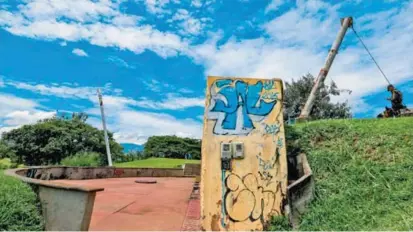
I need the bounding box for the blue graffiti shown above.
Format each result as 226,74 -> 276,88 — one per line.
264,123 -> 280,135
263,80 -> 275,90
277,137 -> 283,148
210,80 -> 277,134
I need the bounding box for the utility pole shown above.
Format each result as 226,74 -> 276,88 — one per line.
97,88 -> 113,166
298,17 -> 353,120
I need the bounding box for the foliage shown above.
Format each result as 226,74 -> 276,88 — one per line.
115,157 -> 200,168
144,135 -> 201,159
0,141 -> 16,160
283,73 -> 352,120
0,171 -> 44,230
116,150 -> 150,163
284,117 -> 413,230
268,215 -> 291,231
1,115 -> 123,166
0,158 -> 17,169
61,152 -> 102,167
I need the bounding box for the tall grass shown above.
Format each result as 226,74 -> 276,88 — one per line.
0,171 -> 44,230
285,117 -> 413,230
61,152 -> 102,167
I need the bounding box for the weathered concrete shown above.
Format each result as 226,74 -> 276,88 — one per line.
6,165 -> 195,231
5,168 -> 103,231
54,177 -> 195,231
183,163 -> 201,176
15,166 -> 187,181
201,77 -> 288,231
287,153 -> 314,229
38,185 -> 97,231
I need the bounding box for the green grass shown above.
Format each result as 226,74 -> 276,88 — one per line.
61,152 -> 102,167
115,157 -> 200,168
285,117 -> 413,230
0,171 -> 44,231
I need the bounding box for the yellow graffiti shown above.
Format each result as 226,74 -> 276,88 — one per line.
224,173 -> 276,223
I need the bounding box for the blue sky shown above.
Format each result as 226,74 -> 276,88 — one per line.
0,0 -> 412,145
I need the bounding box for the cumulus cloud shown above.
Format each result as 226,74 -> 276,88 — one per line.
72,48 -> 88,57
2,78 -> 204,144
189,0 -> 413,114
0,93 -> 55,134
265,0 -> 285,13
0,0 -> 189,58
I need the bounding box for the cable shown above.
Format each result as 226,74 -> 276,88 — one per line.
350,25 -> 392,85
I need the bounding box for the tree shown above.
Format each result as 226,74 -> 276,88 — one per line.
283,73 -> 352,120
144,135 -> 201,159
1,115 -> 123,166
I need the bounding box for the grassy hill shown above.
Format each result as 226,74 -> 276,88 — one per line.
286,117 -> 413,230
115,157 -> 200,168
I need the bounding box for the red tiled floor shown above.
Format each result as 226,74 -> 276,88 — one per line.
54,177 -> 195,231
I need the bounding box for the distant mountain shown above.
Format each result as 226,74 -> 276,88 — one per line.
121,143 -> 144,153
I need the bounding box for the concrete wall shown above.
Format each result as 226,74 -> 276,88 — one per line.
184,163 -> 201,176
5,168 -> 103,231
18,166 -> 186,180
6,166 -> 195,231
287,153 -> 314,229
38,185 -> 97,231
201,77 -> 288,231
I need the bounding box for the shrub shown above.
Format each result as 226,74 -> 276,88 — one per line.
0,158 -> 17,170
0,171 -> 44,230
60,152 -> 103,167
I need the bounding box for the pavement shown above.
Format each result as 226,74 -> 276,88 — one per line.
54,177 -> 200,231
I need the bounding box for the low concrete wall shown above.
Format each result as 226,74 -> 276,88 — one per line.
5,168 -> 103,231
287,153 -> 314,229
183,163 -> 201,176
6,165 -> 196,231
17,166 -> 186,180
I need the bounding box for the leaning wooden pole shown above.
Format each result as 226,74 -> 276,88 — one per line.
298,17 -> 353,120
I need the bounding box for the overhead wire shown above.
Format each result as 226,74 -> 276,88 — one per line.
350,24 -> 392,85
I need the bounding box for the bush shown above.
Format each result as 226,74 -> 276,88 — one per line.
60,152 -> 102,167
0,171 -> 44,230
0,158 -> 17,170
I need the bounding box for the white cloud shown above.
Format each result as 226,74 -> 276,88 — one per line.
59,41 -> 67,46
2,79 -> 204,144
135,93 -> 204,110
107,56 -> 135,69
0,93 -> 55,133
140,0 -> 171,15
0,0 -> 189,58
169,9 -> 207,36
4,110 -> 55,126
265,0 -> 285,13
0,93 -> 39,116
6,80 -> 111,100
109,110 -> 202,144
190,1 -> 413,115
72,48 -> 88,57
191,0 -> 202,8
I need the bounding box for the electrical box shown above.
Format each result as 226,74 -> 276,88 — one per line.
233,142 -> 244,159
221,143 -> 232,159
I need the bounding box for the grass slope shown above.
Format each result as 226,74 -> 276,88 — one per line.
115,157 -> 200,168
0,171 -> 44,231
288,117 -> 413,230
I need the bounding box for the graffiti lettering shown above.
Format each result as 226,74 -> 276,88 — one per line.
263,80 -> 275,90
208,79 -> 278,135
261,92 -> 278,101
224,173 -> 276,224
114,169 -> 124,177
263,123 -> 280,135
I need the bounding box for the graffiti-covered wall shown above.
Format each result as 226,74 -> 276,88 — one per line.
200,76 -> 288,231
